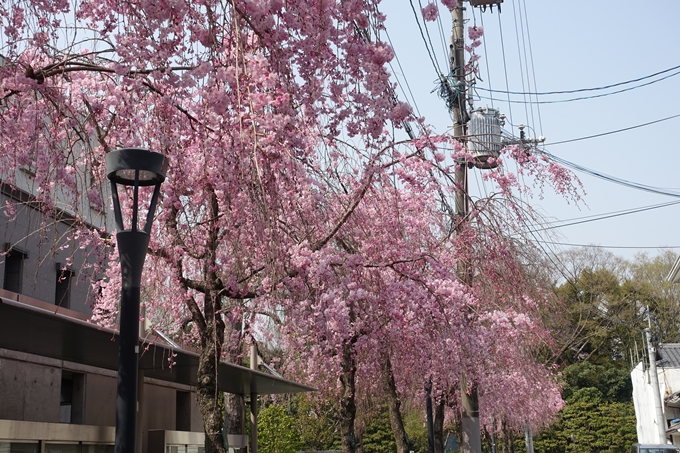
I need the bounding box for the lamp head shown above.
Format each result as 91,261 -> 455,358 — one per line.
105,148 -> 169,234
106,148 -> 168,186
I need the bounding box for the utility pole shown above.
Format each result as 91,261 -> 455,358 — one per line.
645,327 -> 668,444
451,3 -> 481,453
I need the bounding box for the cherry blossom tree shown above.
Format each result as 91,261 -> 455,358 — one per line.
275,133 -> 578,453
0,1 -> 580,453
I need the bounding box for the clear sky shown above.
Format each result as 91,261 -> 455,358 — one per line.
379,0 -> 680,261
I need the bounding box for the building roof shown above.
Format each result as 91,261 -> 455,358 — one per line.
667,256 -> 680,283
659,344 -> 680,368
0,296 -> 315,395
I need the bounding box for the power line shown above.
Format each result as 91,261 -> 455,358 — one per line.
521,0 -> 543,135
534,240 -> 680,250
529,199 -> 680,232
385,28 -> 423,118
538,149 -> 680,198
476,63 -> 680,96
543,200 -> 680,226
474,69 -> 680,104
543,112 -> 680,146
408,0 -> 443,77
418,0 -> 444,72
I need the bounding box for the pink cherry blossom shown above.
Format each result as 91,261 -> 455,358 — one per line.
421,3 -> 439,22
0,1 -> 583,452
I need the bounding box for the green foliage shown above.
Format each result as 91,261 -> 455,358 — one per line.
551,250 -> 680,368
531,387 -> 637,453
362,408 -> 397,453
288,394 -> 341,452
258,404 -> 304,453
626,251 -> 680,344
402,407 -> 430,453
553,267 -> 650,366
561,362 -> 632,403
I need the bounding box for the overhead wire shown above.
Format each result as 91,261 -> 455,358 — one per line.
544,112 -> 680,145
408,0 -> 444,77
479,13 -> 494,108
497,12 -> 515,125
390,6 -> 679,267
537,199 -> 680,226
521,0 -> 544,135
384,28 -> 423,118
418,0 -> 445,72
474,69 -> 680,104
529,199 -> 680,232
477,63 -> 680,96
511,0 -> 533,133
436,6 -> 450,60
454,8 -> 678,294
537,148 -> 680,198
534,241 -> 680,250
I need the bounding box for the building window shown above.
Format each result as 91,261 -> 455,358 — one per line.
60,370 -> 85,424
3,245 -> 27,294
55,265 -> 74,309
176,390 -> 191,431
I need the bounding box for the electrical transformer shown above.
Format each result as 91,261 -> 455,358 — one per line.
468,107 -> 503,169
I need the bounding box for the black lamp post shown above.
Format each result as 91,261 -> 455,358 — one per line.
106,148 -> 168,453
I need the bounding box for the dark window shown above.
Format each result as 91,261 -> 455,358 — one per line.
55,267 -> 74,308
176,390 -> 191,431
3,247 -> 26,294
60,370 -> 85,424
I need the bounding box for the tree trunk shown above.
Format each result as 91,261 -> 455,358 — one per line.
434,398 -> 446,453
223,314 -> 245,438
381,356 -> 409,453
501,421 -> 514,453
196,292 -> 227,453
339,338 -> 358,453
355,423 -> 365,453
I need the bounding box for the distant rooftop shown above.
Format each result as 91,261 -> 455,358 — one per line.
659,344 -> 680,368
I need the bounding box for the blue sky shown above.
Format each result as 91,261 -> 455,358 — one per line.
379,0 -> 680,261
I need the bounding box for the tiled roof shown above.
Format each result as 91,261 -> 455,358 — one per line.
659,343 -> 680,368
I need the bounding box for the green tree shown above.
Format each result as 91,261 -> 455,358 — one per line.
626,251 -> 680,344
550,249 -> 680,368
258,404 -> 304,453
362,408 -> 397,453
402,407 -> 430,453
289,394 -> 342,452
561,362 -> 632,403
531,388 -> 636,453
552,267 -> 650,367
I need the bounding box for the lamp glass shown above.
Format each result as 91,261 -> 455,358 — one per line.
114,169 -> 160,182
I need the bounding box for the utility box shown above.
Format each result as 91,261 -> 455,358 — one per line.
468,107 -> 504,169
469,0 -> 503,6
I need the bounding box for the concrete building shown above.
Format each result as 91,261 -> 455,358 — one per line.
0,175 -> 313,453
631,343 -> 680,445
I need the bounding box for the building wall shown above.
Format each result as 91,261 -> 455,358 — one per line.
0,354 -> 61,423
0,348 -> 203,444
632,362 -> 680,444
83,373 -> 117,427
0,189 -> 95,316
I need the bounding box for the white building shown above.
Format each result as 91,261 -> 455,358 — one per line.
631,343 -> 680,445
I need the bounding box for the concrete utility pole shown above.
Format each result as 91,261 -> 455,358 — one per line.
524,425 -> 534,453
451,3 -> 481,453
645,328 -> 668,444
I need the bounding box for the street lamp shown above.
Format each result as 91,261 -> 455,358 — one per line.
106,148 -> 168,453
